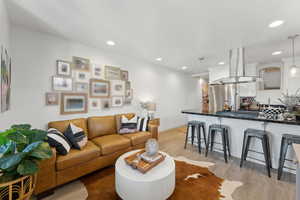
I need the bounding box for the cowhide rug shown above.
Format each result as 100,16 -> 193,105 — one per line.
44,157 -> 242,200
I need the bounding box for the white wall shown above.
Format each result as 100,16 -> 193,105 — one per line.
0,0 -> 10,49
0,25 -> 200,131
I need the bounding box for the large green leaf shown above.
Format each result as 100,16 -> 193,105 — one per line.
0,152 -> 26,170
29,142 -> 52,159
0,170 -> 18,183
11,124 -> 31,130
28,129 -> 47,143
0,141 -> 15,157
22,141 -> 42,153
7,131 -> 28,144
17,159 -> 38,175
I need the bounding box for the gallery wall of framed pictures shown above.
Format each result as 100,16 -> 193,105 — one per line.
46,56 -> 133,115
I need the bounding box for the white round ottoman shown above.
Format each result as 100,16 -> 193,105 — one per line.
115,149 -> 175,200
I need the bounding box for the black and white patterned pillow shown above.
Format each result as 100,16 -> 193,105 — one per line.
119,115 -> 138,134
262,107 -> 284,120
46,128 -> 71,155
137,117 -> 150,131
64,123 -> 87,150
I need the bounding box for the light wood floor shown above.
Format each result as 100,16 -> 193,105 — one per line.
159,126 -> 296,200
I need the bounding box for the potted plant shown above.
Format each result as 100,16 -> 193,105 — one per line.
0,124 -> 52,200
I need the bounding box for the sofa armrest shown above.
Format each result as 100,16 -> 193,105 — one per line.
34,147 -> 57,195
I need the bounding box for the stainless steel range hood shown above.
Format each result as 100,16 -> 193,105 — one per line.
213,47 -> 259,85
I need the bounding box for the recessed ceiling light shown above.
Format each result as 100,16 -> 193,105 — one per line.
182,66 -> 187,70
218,61 -> 225,65
155,57 -> 162,61
106,40 -> 115,46
272,51 -> 282,55
268,20 -> 284,28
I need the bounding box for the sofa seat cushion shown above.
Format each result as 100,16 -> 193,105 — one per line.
123,131 -> 151,146
92,135 -> 131,155
56,141 -> 100,171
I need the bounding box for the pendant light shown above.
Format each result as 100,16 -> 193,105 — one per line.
288,34 -> 299,75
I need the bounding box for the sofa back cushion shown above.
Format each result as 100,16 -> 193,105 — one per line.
48,118 -> 88,135
87,116 -> 116,139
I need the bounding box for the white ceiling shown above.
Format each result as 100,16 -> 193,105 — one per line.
5,0 -> 300,74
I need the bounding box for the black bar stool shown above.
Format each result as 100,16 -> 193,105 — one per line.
240,128 -> 272,177
184,121 -> 207,153
277,134 -> 300,180
205,124 -> 231,163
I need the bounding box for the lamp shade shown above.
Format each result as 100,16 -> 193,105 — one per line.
147,103 -> 156,111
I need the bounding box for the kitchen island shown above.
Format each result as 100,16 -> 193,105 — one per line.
182,109 -> 300,173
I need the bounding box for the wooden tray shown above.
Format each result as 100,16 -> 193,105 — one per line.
124,150 -> 165,174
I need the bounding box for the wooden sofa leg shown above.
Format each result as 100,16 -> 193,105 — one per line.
36,189 -> 55,200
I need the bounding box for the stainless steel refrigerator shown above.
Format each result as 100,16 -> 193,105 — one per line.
209,84 -> 239,112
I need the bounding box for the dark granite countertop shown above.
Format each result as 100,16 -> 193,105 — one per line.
182,109 -> 300,126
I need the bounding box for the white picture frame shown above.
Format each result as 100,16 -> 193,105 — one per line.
57,60 -> 71,76
101,99 -> 111,109
52,76 -> 73,91
91,63 -> 104,79
75,82 -> 89,93
110,80 -> 125,96
111,96 -> 123,107
89,98 -> 101,110
74,71 -> 90,83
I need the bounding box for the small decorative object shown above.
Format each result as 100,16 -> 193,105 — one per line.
45,92 -> 59,105
74,71 -> 90,83
111,96 -> 123,107
91,63 -> 104,79
124,150 -> 165,173
75,82 -> 89,92
110,80 -> 125,96
89,98 -> 101,110
0,124 -> 52,199
57,60 -> 71,76
72,56 -> 90,71
61,93 -> 88,114
258,67 -> 281,90
102,99 -> 111,109
90,79 -> 110,98
1,46 -> 11,112
145,138 -> 159,157
105,65 -> 121,80
52,76 -> 73,91
121,70 -> 129,81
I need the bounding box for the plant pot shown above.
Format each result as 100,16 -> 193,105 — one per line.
0,174 -> 36,200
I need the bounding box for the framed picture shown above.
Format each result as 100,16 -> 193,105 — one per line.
125,88 -> 133,99
89,98 -> 101,110
110,80 -> 125,96
1,46 -> 11,112
52,76 -> 73,91
90,79 -> 110,98
72,56 -> 90,71
105,65 -> 121,80
57,60 -> 71,76
91,63 -> 104,79
74,71 -> 90,83
124,98 -> 132,105
45,92 -> 59,105
125,81 -> 131,90
101,99 -> 111,109
111,96 -> 123,107
121,70 -> 128,81
61,93 -> 87,115
75,83 -> 89,93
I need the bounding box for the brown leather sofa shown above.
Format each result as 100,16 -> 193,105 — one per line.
34,113 -> 159,196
